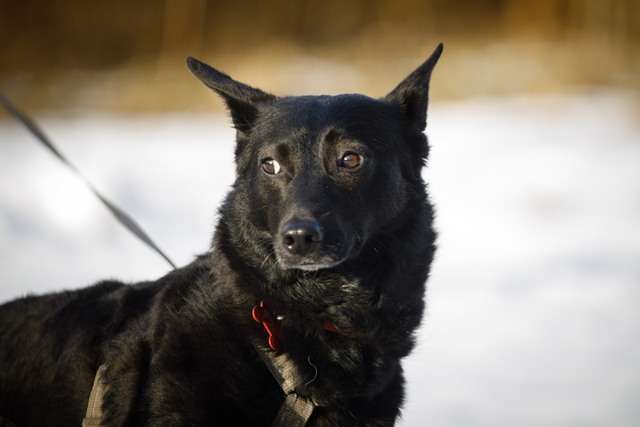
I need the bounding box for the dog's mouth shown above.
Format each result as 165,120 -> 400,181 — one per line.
280,256 -> 348,272
275,237 -> 360,272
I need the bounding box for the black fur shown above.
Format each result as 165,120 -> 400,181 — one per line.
0,43 -> 442,427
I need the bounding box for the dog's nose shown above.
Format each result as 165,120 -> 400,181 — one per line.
281,220 -> 323,256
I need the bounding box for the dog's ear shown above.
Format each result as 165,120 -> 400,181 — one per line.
384,43 -> 443,131
187,57 -> 275,133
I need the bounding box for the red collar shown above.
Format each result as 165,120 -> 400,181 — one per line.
251,300 -> 348,352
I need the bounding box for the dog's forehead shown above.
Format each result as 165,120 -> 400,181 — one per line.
255,94 -> 402,144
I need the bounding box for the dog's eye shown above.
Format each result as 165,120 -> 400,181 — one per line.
337,152 -> 363,170
261,158 -> 281,175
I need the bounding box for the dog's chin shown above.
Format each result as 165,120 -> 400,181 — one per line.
276,249 -> 353,272
278,257 -> 348,272
275,237 -> 363,272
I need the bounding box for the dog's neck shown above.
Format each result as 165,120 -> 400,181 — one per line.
251,300 -> 355,352
211,189 -> 434,332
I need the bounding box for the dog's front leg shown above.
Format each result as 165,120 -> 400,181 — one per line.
309,406 -> 398,427
309,370 -> 404,427
147,412 -> 191,427
146,384 -> 197,427
144,366 -> 206,427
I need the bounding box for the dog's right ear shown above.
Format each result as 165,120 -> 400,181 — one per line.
187,57 -> 275,134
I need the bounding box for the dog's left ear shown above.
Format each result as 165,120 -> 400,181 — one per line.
187,57 -> 275,133
384,43 -> 443,131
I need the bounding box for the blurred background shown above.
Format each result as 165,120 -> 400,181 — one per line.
2,0 -> 639,111
1,1 -> 639,426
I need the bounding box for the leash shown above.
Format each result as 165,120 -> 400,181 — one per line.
0,94 -> 177,269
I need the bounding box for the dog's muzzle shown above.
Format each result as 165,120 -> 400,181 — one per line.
276,218 -> 352,271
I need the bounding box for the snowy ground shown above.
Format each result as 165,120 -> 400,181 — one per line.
1,92 -> 639,426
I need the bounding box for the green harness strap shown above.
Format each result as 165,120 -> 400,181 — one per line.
82,365 -> 108,427
252,340 -> 317,426
83,347 -> 316,427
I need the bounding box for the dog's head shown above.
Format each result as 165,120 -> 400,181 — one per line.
187,44 -> 441,273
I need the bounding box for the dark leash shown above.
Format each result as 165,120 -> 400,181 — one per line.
0,94 -> 177,269
1,95 -> 316,426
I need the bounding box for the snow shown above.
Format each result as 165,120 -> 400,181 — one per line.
1,92 -> 639,426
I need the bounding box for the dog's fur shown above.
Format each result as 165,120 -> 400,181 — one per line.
0,44 -> 442,426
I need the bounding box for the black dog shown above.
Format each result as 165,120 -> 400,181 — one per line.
0,43 -> 442,426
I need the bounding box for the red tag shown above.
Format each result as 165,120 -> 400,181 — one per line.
251,301 -> 281,352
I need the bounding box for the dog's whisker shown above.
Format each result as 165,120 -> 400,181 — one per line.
304,355 -> 318,387
260,253 -> 272,268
